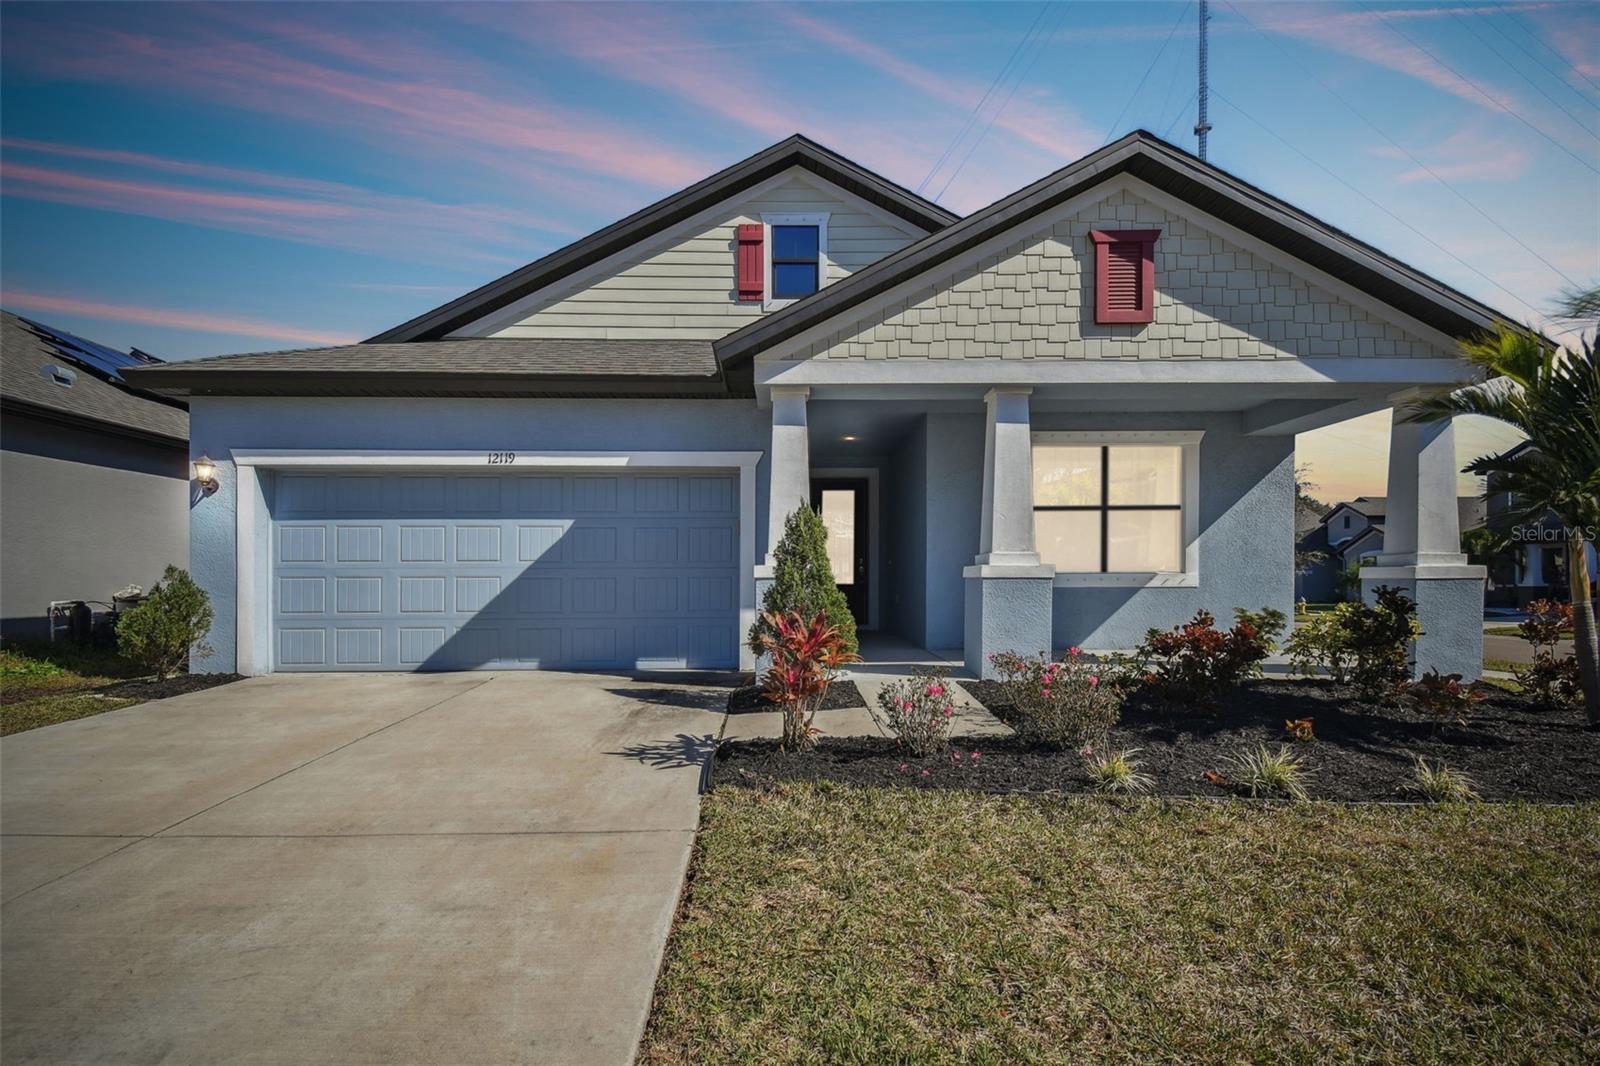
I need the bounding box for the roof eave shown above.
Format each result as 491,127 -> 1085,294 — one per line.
123,368 -> 738,399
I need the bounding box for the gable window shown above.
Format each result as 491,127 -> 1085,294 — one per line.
1343,515 -> 1351,529
1089,228 -> 1159,325
1032,431 -> 1201,585
760,212 -> 829,309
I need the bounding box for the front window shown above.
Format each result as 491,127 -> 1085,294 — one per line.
1033,443 -> 1185,573
771,225 -> 820,299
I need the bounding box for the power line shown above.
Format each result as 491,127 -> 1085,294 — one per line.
1223,0 -> 1579,289
1102,1 -> 1193,145
1477,8 -> 1600,109
1451,10 -> 1599,142
1505,6 -> 1600,96
1162,87 -> 1199,141
935,1 -> 1074,204
1355,0 -> 1599,176
1210,87 -> 1545,321
917,3 -> 1054,196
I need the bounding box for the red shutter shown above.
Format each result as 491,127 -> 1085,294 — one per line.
736,223 -> 764,302
1090,229 -> 1159,324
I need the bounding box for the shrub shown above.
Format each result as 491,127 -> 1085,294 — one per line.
1133,606 -> 1285,706
749,505 -> 857,657
753,609 -> 860,752
1408,756 -> 1481,803
116,566 -> 213,680
1343,586 -> 1420,701
1285,604 -> 1357,683
1086,748 -> 1154,794
1515,599 -> 1581,707
1405,668 -> 1486,729
874,667 -> 956,757
990,648 -> 1124,750
1224,744 -> 1312,801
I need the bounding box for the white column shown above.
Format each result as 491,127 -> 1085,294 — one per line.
975,387 -> 1041,567
1522,542 -> 1545,586
765,386 -> 811,564
1375,407 -> 1467,568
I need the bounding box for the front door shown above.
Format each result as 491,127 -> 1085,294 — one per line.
810,478 -> 869,626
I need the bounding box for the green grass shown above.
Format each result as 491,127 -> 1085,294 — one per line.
1,641 -> 145,735
642,785 -> 1600,1064
1484,657 -> 1526,675
1485,625 -> 1573,638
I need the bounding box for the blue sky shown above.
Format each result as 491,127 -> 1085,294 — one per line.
2,1 -> 1595,499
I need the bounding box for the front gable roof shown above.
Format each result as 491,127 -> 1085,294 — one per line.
369,135 -> 959,344
714,130 -> 1512,368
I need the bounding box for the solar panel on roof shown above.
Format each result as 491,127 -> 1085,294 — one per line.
17,316 -> 162,384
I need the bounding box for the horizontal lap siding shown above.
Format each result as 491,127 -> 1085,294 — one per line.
487,173 -> 924,341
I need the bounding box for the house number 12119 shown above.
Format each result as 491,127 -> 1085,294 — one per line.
486,452 -> 517,465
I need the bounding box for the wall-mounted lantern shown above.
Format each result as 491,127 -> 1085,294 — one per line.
193,454 -> 219,493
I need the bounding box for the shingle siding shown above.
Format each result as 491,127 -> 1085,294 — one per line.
478,172 -> 926,341
803,189 -> 1453,362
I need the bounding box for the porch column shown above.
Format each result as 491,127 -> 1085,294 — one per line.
765,386 -> 811,564
1360,405 -> 1486,679
964,388 -> 1054,679
1521,543 -> 1544,587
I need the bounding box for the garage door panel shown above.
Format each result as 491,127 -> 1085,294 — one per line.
270,471 -> 739,671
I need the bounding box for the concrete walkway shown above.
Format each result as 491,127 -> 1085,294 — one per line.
0,671 -> 729,1065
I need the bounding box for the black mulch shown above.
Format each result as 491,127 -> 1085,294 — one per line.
99,672 -> 245,702
727,679 -> 866,714
713,679 -> 1600,801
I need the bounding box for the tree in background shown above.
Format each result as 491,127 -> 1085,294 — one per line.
1294,463 -> 1331,576
749,504 -> 859,656
1408,287 -> 1599,726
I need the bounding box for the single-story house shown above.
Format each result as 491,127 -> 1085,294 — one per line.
1296,495 -> 1487,602
126,131 -> 1502,679
1,311 -> 189,640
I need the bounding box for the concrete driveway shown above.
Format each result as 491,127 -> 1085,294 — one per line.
1,671 -> 730,1065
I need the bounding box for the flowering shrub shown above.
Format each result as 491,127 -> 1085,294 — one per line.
874,667 -> 956,757
1132,606 -> 1286,706
1406,668 -> 1486,729
1515,599 -> 1581,707
753,609 -> 861,752
989,647 -> 1124,750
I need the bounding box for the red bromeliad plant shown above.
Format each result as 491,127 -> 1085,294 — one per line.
754,609 -> 861,751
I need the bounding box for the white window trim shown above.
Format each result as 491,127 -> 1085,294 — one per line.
1031,430 -> 1202,589
761,212 -> 829,312
229,449 -> 762,675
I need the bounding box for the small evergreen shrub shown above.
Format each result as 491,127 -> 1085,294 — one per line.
1133,606 -> 1285,706
116,566 -> 213,680
874,667 -> 956,757
1288,587 -> 1419,700
989,647 -> 1125,750
749,505 -> 858,656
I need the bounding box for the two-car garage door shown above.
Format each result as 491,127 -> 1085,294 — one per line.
270,470 -> 739,671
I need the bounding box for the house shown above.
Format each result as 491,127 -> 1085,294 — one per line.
125,132 -> 1505,680
1295,495 -> 1487,602
1,312 -> 189,640
1485,440 -> 1600,605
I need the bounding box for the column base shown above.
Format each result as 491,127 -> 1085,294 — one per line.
963,564 -> 1054,680
1361,564 -> 1487,681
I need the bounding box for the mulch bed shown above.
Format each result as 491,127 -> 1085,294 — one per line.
97,672 -> 245,702
727,679 -> 866,714
714,679 -> 1600,801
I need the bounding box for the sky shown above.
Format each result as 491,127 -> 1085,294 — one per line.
2,0 -> 1595,502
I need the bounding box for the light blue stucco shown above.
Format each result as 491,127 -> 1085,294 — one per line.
964,573 -> 1053,678
1361,573 -> 1486,681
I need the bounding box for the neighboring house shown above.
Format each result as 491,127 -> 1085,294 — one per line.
1295,495 -> 1486,602
1485,440 -> 1600,605
127,132 -> 1505,680
1,312 -> 189,640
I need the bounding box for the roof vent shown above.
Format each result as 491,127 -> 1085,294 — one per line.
41,363 -> 77,388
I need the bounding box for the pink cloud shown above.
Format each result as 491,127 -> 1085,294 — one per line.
1370,128 -> 1532,184
3,290 -> 359,347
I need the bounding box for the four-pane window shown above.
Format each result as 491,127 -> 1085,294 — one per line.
1033,444 -> 1184,573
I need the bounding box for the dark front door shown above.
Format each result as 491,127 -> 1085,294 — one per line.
810,478 -> 869,626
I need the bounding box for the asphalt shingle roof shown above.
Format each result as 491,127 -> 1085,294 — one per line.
1,312 -> 187,443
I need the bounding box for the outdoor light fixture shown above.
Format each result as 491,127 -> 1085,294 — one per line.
840,435 -> 859,442
193,454 -> 219,493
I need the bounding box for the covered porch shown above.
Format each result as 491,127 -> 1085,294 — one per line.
755,363 -> 1487,680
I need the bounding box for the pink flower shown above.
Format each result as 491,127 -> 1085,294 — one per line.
944,706 -> 955,717
898,762 -> 909,773
1068,646 -> 1081,657
921,769 -> 931,777
926,684 -> 945,697
1088,675 -> 1099,687
970,751 -> 981,762
1079,744 -> 1095,757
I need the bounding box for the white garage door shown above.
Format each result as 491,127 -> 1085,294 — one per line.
269,470 -> 740,671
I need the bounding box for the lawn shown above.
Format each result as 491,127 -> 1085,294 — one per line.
642,786 -> 1600,1064
0,641 -> 240,735
1485,625 -> 1573,638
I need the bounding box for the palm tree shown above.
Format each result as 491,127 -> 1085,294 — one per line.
1407,287 -> 1600,726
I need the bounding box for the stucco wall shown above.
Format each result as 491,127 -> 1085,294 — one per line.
801,186 -> 1453,363
1,411 -> 188,639
186,397 -> 772,672
467,170 -> 926,341
887,421 -> 927,643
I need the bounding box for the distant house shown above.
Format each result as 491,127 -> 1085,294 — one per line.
1295,495 -> 1486,602
1485,440 -> 1600,606
1,312 -> 189,640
